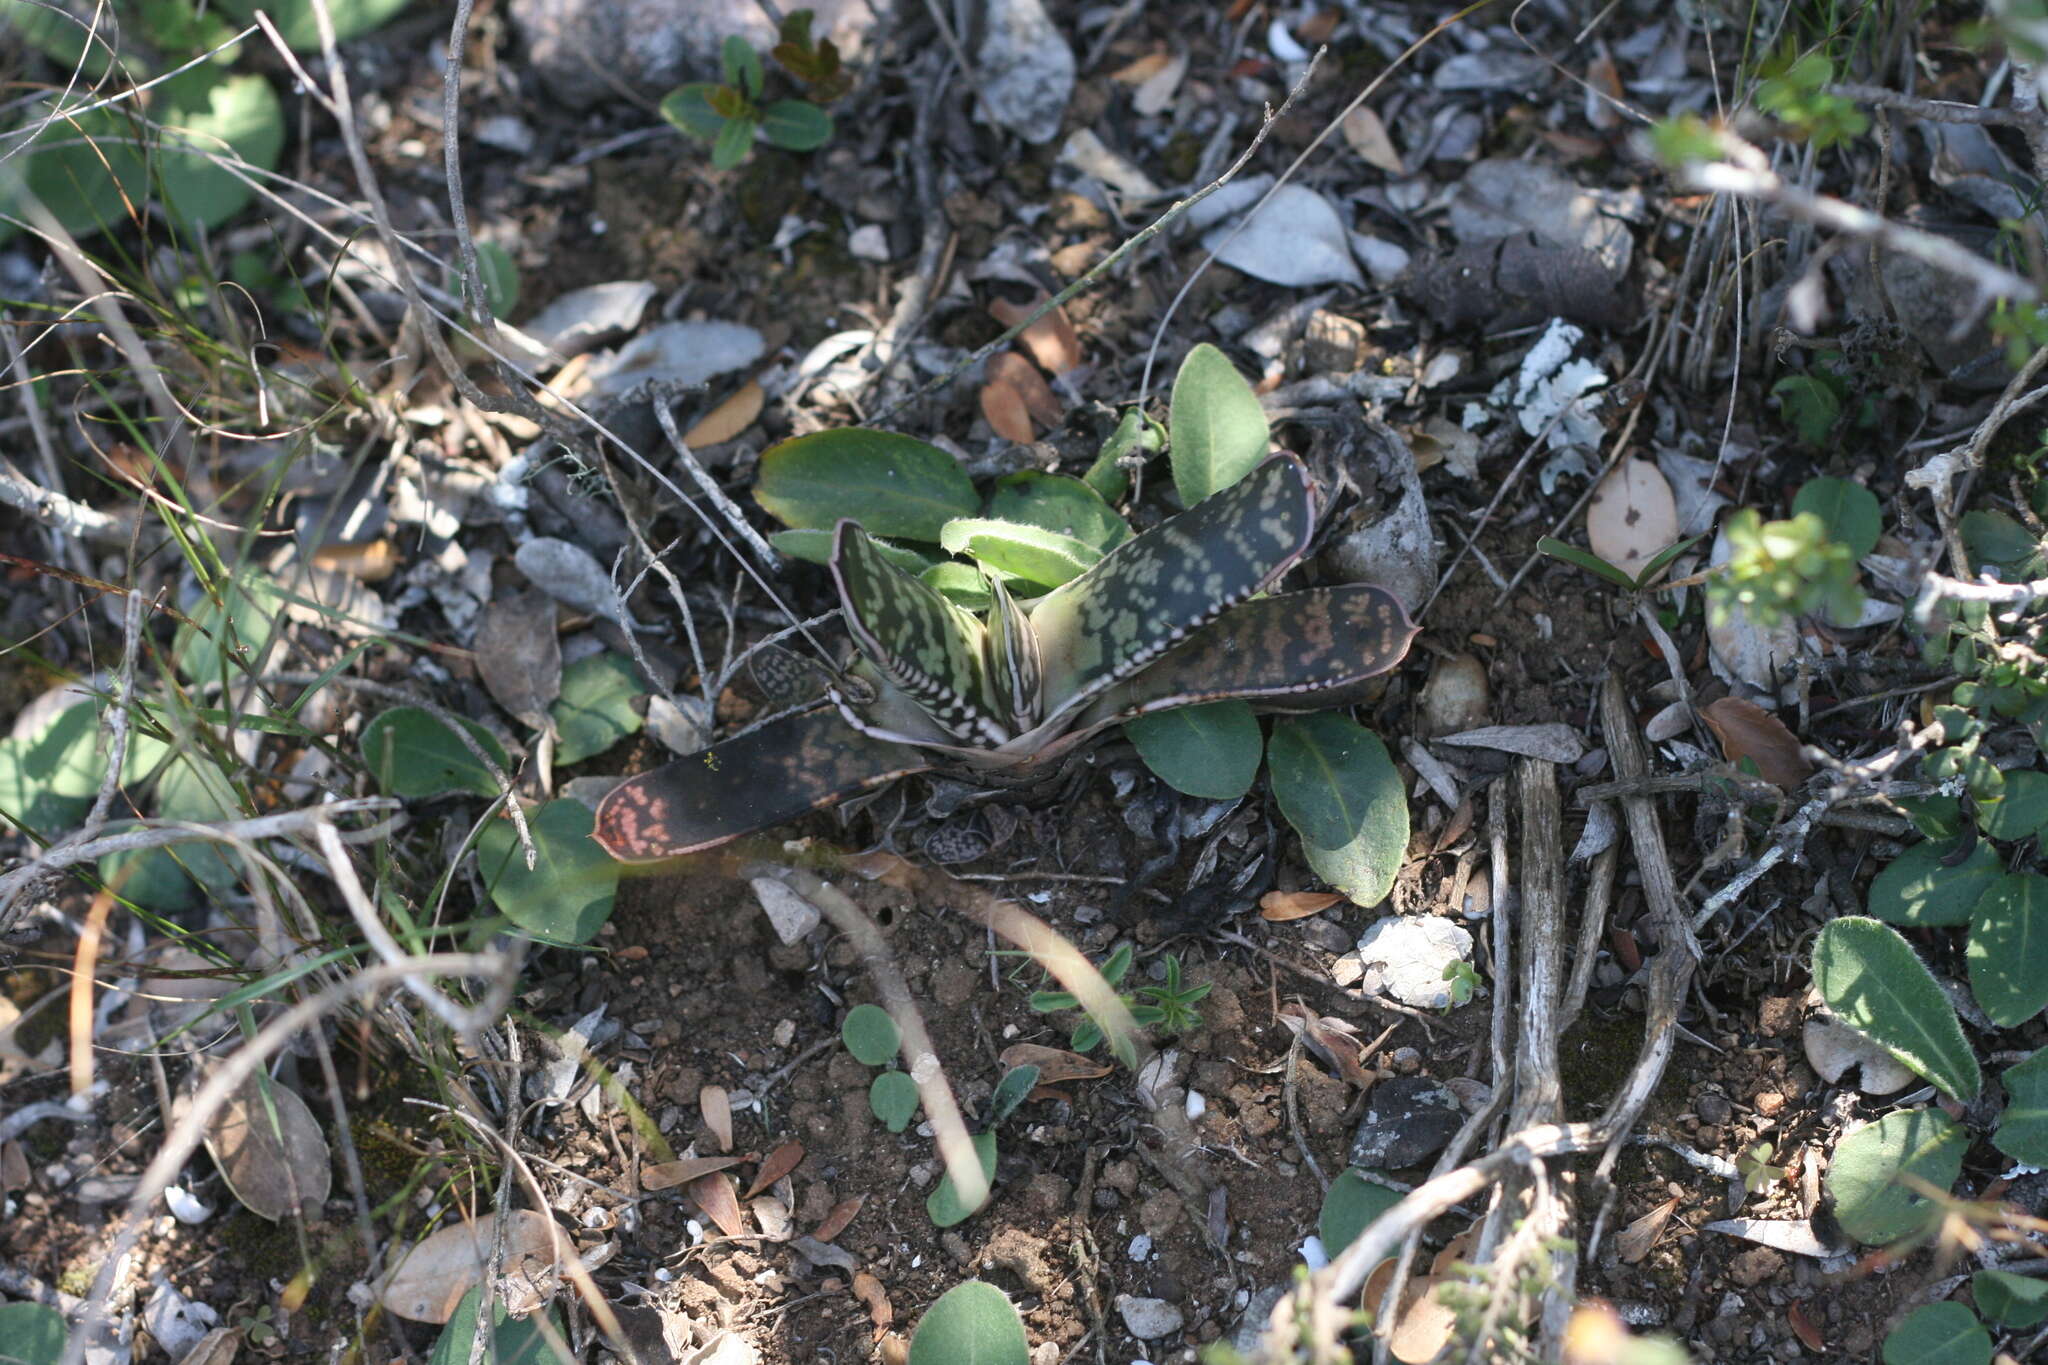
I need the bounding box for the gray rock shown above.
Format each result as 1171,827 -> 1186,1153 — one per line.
509,0 -> 877,109
1352,916 -> 1473,1010
1116,1294 -> 1185,1341
973,0 -> 1075,144
520,281 -> 658,362
1349,1075 -> 1462,1170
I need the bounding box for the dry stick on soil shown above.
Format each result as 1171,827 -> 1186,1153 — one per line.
1826,82 -> 2029,126
872,52 -> 1323,425
1558,840 -> 1617,1034
850,50 -> 956,409
57,952 -> 515,1365
650,389 -> 781,570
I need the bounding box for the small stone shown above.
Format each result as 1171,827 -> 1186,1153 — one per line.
1117,1294 -> 1185,1341
1353,916 -> 1475,1010
1349,1075 -> 1462,1170
1695,1092 -> 1733,1126
1753,1091 -> 1786,1118
848,225 -> 892,262
1728,1247 -> 1785,1288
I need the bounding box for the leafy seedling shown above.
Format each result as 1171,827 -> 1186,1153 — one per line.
1030,946 -> 1210,1051
660,27 -> 834,169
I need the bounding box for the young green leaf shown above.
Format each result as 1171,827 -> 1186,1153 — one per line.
926,1131 -> 998,1227
908,1280 -> 1029,1365
938,518 -> 1102,588
660,84 -> 729,141
722,34 -> 763,97
868,1070 -> 918,1132
156,67 -> 286,231
1126,701 -> 1262,800
1268,714 -> 1408,908
1995,1048 -> 2048,1166
1813,917 -> 1980,1101
1793,477 -> 1882,559
551,653 -> 647,766
1825,1107 -> 1968,1244
712,115 -> 757,169
1878,1302 -> 1990,1365
1535,536 -> 1639,591
476,800 -> 620,945
841,1003 -> 901,1066
1169,342 -> 1269,506
1865,838 -> 2000,927
212,0 -> 414,50
756,429 -> 979,541
1966,873 -> 2048,1027
1974,1269 -> 2048,1329
760,99 -> 833,151
921,561 -> 995,610
984,472 -> 1132,555
1979,769 -> 2048,842
361,708 -> 510,798
1318,1169 -> 1402,1256
987,1065 -> 1040,1126
429,1287 -> 571,1365
0,1302 -> 68,1365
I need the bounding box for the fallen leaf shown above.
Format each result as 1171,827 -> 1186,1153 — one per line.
997,1043 -> 1112,1086
983,351 -> 1065,439
473,589 -> 562,730
178,1327 -> 244,1365
1586,459 -> 1679,582
1699,697 -> 1814,791
1259,890 -> 1345,921
1277,1003 -> 1377,1089
310,538 -> 398,583
701,1085 -> 733,1153
378,1210 -> 560,1323
852,1270 -> 894,1337
1389,1279 -> 1457,1364
642,1154 -> 748,1191
1432,795 -> 1476,854
1132,51 -> 1188,116
188,1067 -> 333,1222
1616,1195 -> 1679,1263
746,1140 -> 806,1199
1429,1229 -> 1474,1278
1109,50 -> 1173,84
1787,1300 -> 1825,1353
684,378 -> 765,447
980,369 -> 1037,444
691,1171 -> 747,1238
811,1194 -> 865,1242
1586,55 -> 1624,132
1341,107 -> 1403,174
987,294 -> 1083,375
1362,1256 -> 1400,1315
1609,928 -> 1641,972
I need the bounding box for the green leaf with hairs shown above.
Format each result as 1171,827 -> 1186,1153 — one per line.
1813,917 -> 1980,1101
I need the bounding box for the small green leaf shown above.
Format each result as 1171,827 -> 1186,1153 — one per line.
1268,715 -> 1408,908
1793,477 -> 1882,559
1169,342 -> 1269,506
155,67 -> 287,231
868,1071 -> 918,1132
1996,1048 -> 2048,1165
1318,1169 -> 1402,1256
172,573 -> 287,685
1813,917 -> 1980,1101
1967,873 -> 2048,1027
1536,536 -> 1640,591
908,1280 -> 1029,1365
920,562 -> 994,610
1772,374 -> 1841,445
1980,769 -> 2048,841
361,707 -> 509,798
984,472 -> 1132,555
722,35 -> 763,97
660,83 -> 728,141
1895,796 -> 1962,842
987,1065 -> 1039,1126
938,518 -> 1101,588
1880,1302 -> 1990,1365
1974,1269 -> 2048,1328
756,429 -> 979,541
429,1287 -> 571,1365
760,99 -> 833,151
1632,532 -> 1708,588
926,1132 -> 998,1228
1827,1108 -> 1969,1245
841,1003 -> 900,1066
551,654 -> 646,765
1961,508 -> 2041,577
712,115 -> 757,169
0,1301 -> 68,1365
1126,701 -> 1262,800
476,800 -> 619,945
1865,838 -> 2000,927
468,240 -> 519,318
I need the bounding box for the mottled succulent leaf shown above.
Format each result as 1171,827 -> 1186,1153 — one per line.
834,523 -> 1006,744
981,574 -> 1042,729
1029,454 -> 1315,724
594,705 -> 931,861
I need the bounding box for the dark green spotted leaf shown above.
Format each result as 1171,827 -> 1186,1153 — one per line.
756,429 -> 978,541
1996,1048 -> 2048,1166
835,525 -> 1003,743
1029,454 -> 1314,724
985,472 -> 1132,554
981,575 -> 1042,728
1170,342 -> 1270,506
1866,838 -> 1999,927
1826,1107 -> 1968,1245
1268,714 -> 1407,909
1967,873 -> 2048,1027
477,799 -> 619,945
1814,917 -> 1980,1101
1126,701 -> 1261,800
939,518 -> 1102,589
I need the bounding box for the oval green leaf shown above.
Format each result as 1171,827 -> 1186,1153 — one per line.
0,1302 -> 68,1365
984,472 -> 1132,555
926,1131 -> 998,1228
551,654 -> 646,766
1974,1269 -> 2048,1328
1793,477 -> 1882,559
1880,1302 -> 1990,1365
760,99 -> 833,151
1967,872 -> 2048,1027
361,707 -> 510,798
1996,1048 -> 2048,1166
1866,838 -> 1999,927
756,429 -> 978,542
476,800 -> 619,945
841,1003 -> 900,1066
1813,917 -> 1980,1101
1169,342 -> 1269,506
1827,1108 -> 1969,1245
429,1287 -> 572,1365
214,0 -> 413,49
921,561 -> 994,610
712,115 -> 756,169
1318,1168 -> 1402,1256
1125,701 -> 1262,800
660,83 -> 728,141
1268,714 -> 1408,908
869,1070 -> 918,1132
938,518 -> 1101,588
987,1064 -> 1040,1126
908,1280 -> 1029,1365
1980,769 -> 2048,842
154,67 -> 286,231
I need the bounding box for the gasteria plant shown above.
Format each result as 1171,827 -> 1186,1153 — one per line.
595,346 -> 1419,891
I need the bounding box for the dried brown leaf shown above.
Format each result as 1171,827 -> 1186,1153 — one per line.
690,1171 -> 747,1238
1586,459 -> 1679,581
747,1140 -> 806,1199
986,350 -> 1065,428
701,1085 -> 733,1153
1432,794 -> 1476,854
1699,697 -> 1814,791
1586,55 -> 1624,132
979,372 -> 1037,445
1389,1279 -> 1458,1364
1615,1195 -> 1679,1264
641,1153 -> 747,1191
852,1270 -> 894,1336
1277,1003 -> 1376,1089
988,294 -> 1083,375
1132,51 -> 1188,116
1259,890 -> 1345,921
473,589 -> 561,729
1341,107 -> 1403,174
189,1067 -> 332,1222
1787,1300 -> 1826,1353
1429,1229 -> 1474,1279
811,1194 -> 865,1242
1362,1257 -> 1400,1315
684,379 -> 764,447
998,1043 -> 1112,1086
310,538 -> 399,583
1108,50 -> 1173,84
178,1327 -> 244,1365
378,1209 -> 559,1323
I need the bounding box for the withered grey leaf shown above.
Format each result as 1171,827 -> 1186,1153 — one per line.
474,590 -> 561,729
190,1065 -> 332,1222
